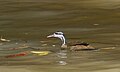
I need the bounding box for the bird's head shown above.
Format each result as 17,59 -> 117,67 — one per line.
47,31 -> 66,45
47,31 -> 64,39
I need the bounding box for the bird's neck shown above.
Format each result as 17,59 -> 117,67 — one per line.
60,36 -> 68,48
62,37 -> 66,45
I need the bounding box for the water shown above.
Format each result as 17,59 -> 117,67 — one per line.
0,0 -> 120,72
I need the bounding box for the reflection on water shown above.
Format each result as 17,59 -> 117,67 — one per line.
0,0 -> 120,72
57,50 -> 68,65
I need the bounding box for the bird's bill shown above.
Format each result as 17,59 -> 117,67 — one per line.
47,34 -> 54,38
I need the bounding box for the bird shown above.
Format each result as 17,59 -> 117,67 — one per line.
47,31 -> 96,51
0,36 -> 10,42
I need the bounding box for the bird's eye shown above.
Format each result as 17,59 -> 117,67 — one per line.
55,32 -> 62,35
54,32 -> 63,35
55,33 -> 58,34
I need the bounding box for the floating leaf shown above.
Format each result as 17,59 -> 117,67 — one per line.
30,51 -> 51,56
